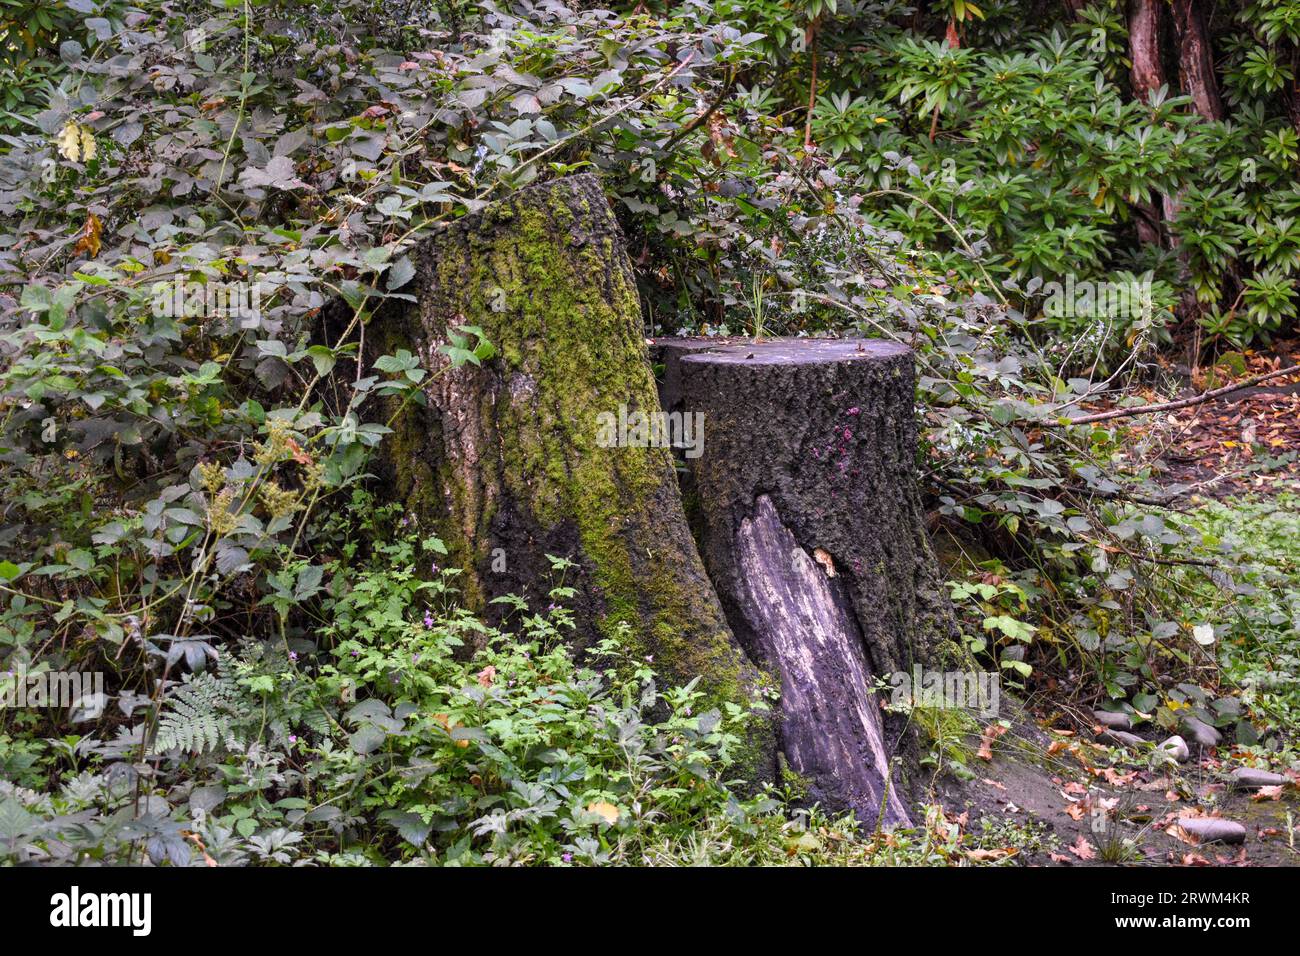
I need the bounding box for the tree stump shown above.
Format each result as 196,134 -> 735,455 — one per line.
653,337 -> 960,826
370,175 -> 771,733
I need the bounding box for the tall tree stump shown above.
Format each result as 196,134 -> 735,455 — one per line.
654,338 -> 960,826
370,175 -> 771,736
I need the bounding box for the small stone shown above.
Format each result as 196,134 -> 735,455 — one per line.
1158,735 -> 1190,763
1181,716 -> 1222,747
1093,710 -> 1131,730
1176,817 -> 1247,845
1098,729 -> 1145,748
1229,767 -> 1286,790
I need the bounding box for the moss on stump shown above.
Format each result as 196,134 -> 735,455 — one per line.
370,174 -> 773,745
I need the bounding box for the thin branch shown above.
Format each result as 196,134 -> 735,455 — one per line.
662,67 -> 735,154
1048,363 -> 1300,426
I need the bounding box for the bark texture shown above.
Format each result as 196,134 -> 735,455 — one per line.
371,174 -> 771,728
655,338 -> 962,823
1171,0 -> 1223,121
1129,0 -> 1166,103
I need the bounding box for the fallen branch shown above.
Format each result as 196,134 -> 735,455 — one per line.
1048,363 -> 1300,427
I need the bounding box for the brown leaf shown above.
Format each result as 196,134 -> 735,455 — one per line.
965,848 -> 1014,863
1251,785 -> 1284,802
1067,835 -> 1096,861
73,214 -> 102,258
977,723 -> 1008,761
476,665 -> 496,688
812,548 -> 837,577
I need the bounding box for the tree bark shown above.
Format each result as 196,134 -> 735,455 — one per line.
1129,0 -> 1165,104
369,174 -> 772,738
1171,0 -> 1223,121
655,337 -> 962,826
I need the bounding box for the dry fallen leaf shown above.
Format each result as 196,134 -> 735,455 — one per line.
1097,767 -> 1139,786
977,723 -> 1008,761
812,548 -> 837,577
73,214 -> 102,258
476,664 -> 496,688
965,848 -> 1015,863
1251,785 -> 1284,802
1067,835 -> 1096,861
586,801 -> 619,825
1048,851 -> 1072,864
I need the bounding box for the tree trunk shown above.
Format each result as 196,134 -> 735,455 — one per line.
654,337 -> 963,826
1129,0 -> 1165,104
369,174 -> 772,738
1128,0 -> 1179,250
1171,0 -> 1223,121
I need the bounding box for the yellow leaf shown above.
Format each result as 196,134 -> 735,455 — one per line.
56,122 -> 96,163
586,801 -> 619,825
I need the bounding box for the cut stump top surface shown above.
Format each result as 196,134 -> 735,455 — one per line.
654,337 -> 910,367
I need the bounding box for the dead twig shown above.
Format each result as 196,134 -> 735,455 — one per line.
1048,364 -> 1300,426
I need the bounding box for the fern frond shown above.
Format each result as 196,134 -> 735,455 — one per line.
154,670 -> 247,755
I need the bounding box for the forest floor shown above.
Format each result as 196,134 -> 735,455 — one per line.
1140,338 -> 1300,498
938,707 -> 1300,867
931,350 -> 1300,866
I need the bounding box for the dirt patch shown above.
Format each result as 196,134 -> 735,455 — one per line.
928,702 -> 1300,866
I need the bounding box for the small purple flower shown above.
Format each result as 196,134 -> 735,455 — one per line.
289,734 -> 298,744
351,649 -> 360,657
547,603 -> 557,612
847,406 -> 860,416
562,852 -> 573,863
431,561 -> 440,576
423,610 -> 435,628
288,651 -> 298,662
645,655 -> 654,663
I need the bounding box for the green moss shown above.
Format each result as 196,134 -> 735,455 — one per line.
377,177 -> 766,724
777,752 -> 813,802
